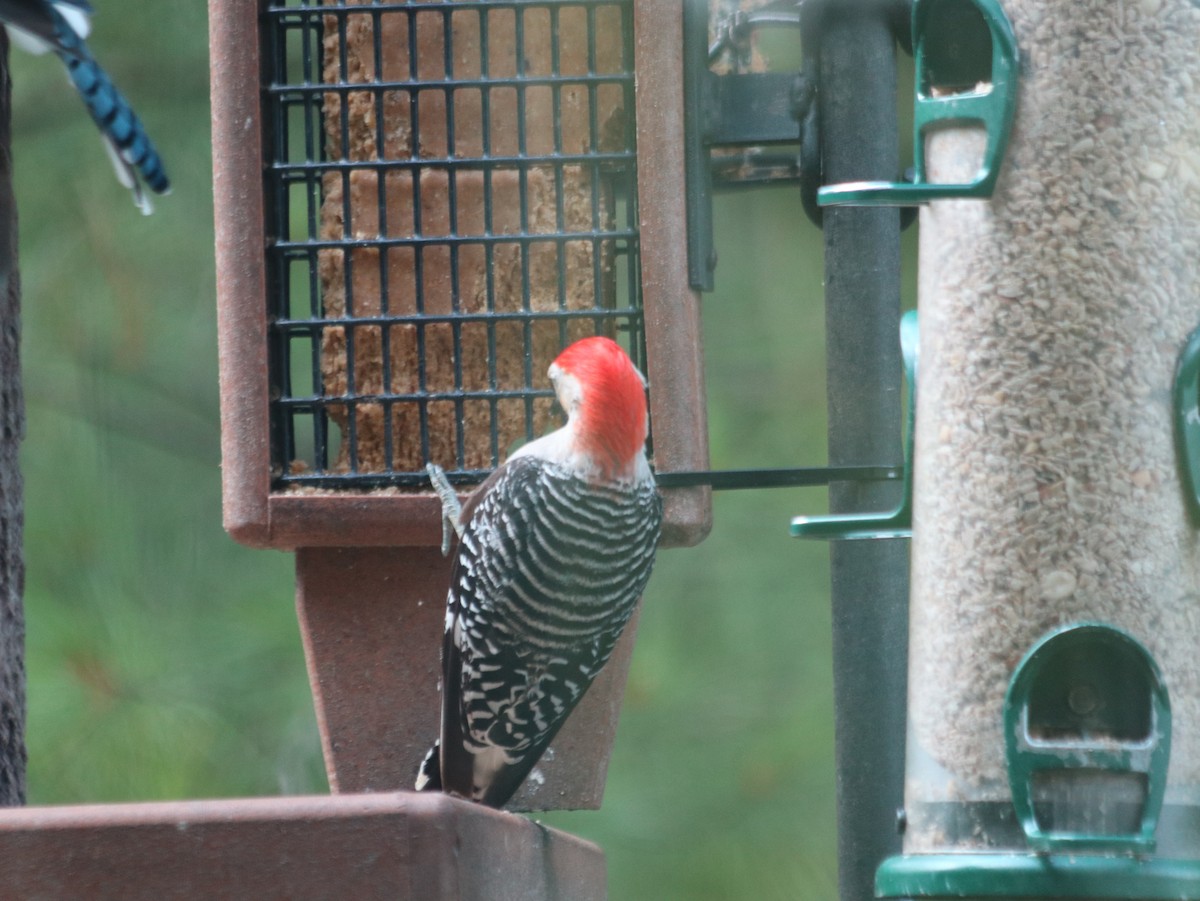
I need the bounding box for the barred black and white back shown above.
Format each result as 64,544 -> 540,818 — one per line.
419,454 -> 662,808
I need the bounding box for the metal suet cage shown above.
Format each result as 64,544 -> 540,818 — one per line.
213,0 -> 711,552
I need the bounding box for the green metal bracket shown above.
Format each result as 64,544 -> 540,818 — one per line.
1005,623 -> 1171,854
819,0 -> 1019,207
683,2 -> 811,290
1173,325 -> 1200,524
791,310 -> 916,540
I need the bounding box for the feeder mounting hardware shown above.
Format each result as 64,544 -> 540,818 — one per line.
684,0 -> 916,292
677,0 -> 923,503
791,309 -> 917,540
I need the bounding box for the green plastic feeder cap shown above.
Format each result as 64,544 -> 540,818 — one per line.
819,0 -> 1019,207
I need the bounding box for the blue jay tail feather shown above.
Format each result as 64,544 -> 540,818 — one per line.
0,1 -> 169,213
61,45 -> 169,213
0,0 -> 92,55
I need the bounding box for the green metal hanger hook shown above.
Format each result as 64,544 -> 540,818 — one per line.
791,310 -> 917,540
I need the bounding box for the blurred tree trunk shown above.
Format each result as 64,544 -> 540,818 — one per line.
0,31 -> 27,806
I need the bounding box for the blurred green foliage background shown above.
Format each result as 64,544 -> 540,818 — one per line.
7,4 -> 911,898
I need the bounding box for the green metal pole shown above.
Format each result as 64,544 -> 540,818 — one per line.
817,6 -> 907,901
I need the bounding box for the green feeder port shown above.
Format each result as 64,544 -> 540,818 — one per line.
818,0 -> 1019,207
1006,625 -> 1169,854
877,624 -> 1200,899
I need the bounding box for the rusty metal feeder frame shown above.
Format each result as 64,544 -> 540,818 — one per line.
211,0 -> 710,819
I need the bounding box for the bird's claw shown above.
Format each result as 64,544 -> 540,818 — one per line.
427,463 -> 464,557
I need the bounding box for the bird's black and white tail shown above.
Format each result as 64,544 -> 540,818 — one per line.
415,740 -> 441,792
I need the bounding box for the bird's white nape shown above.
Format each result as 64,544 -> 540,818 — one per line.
548,363 -> 583,417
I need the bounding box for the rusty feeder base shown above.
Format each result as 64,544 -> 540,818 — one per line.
0,792 -> 604,900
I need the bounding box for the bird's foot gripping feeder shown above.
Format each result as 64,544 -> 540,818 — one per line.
878,624 -> 1200,900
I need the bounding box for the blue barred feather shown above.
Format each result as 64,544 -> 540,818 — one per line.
0,0 -> 169,213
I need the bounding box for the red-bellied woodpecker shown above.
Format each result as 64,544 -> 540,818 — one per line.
417,336 -> 663,808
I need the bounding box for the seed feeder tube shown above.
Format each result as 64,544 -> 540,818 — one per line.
877,0 -> 1200,896
210,0 -> 710,813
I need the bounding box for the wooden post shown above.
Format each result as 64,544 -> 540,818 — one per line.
0,30 -> 26,808
0,794 -> 606,900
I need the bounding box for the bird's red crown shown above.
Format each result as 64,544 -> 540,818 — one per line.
552,336 -> 649,478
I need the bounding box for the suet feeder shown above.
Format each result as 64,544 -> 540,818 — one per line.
210,0 -> 711,818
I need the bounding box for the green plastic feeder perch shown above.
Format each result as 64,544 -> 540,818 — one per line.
876,624 -> 1200,900
791,311 -> 916,540
819,0 -> 1019,207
